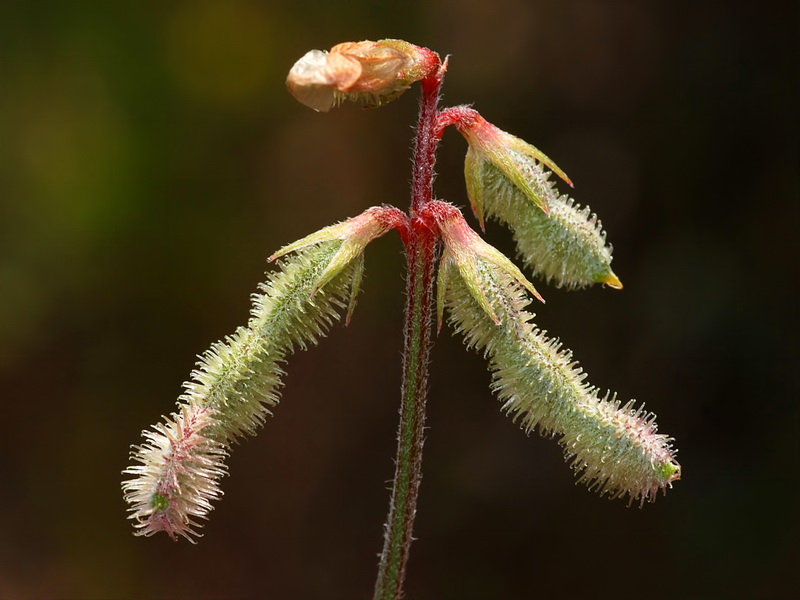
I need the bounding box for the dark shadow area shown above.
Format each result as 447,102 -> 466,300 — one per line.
1,1 -> 797,598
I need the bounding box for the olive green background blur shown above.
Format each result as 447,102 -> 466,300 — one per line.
1,1 -> 797,599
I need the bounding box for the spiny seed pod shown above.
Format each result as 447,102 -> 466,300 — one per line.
122,206 -> 404,541
458,112 -> 621,289
122,404 -> 227,541
287,39 -> 439,112
434,207 -> 680,504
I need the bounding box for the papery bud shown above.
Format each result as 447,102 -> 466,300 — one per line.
287,39 -> 439,112
457,112 -> 620,290
123,206 -> 405,540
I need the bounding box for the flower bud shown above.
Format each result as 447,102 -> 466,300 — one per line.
287,39 -> 439,112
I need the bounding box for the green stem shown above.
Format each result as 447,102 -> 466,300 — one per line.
373,72 -> 443,600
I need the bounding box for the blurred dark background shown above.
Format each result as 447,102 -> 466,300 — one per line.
1,1 -> 797,598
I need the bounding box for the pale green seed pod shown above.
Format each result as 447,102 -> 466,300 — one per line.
459,115 -> 621,290
434,208 -> 680,504
123,207 -> 404,540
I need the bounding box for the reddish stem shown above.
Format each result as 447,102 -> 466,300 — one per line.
373,64 -> 446,600
410,68 -> 446,213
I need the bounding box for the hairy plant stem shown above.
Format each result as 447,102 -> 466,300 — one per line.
373,72 -> 443,600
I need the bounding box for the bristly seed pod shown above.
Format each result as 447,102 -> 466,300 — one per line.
123,404 -> 227,542
122,207 -> 405,541
433,206 -> 680,504
287,39 -> 439,112
457,111 -> 621,290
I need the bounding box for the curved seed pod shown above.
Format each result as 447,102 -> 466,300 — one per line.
459,113 -> 621,289
435,208 -> 680,504
123,207 -> 404,541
